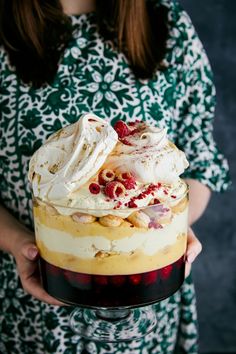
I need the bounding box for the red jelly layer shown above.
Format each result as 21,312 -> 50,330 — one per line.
40,255 -> 185,308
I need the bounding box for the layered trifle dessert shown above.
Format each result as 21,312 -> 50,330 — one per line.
29,113 -> 189,307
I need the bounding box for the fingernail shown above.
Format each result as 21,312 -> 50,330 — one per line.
28,248 -> 38,260
187,253 -> 195,263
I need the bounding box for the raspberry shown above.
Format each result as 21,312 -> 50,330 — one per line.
160,265 -> 173,280
94,275 -> 108,286
129,274 -> 142,285
114,120 -> 130,138
65,272 -> 92,289
120,172 -> 132,180
123,179 -> 136,189
77,273 -> 92,284
105,181 -> 126,199
121,138 -> 132,146
118,172 -> 136,190
128,200 -> 138,208
63,270 -> 77,284
89,183 -> 101,194
128,128 -> 140,136
110,275 -> 126,286
143,270 -> 158,285
98,169 -> 115,185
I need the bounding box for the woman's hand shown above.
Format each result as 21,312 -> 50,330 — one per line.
11,231 -> 65,306
185,227 -> 202,278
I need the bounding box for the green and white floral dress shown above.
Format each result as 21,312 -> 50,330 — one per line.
0,0 -> 230,353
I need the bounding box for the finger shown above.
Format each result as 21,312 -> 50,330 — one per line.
19,256 -> 66,305
21,242 -> 39,261
17,249 -> 66,306
186,228 -> 202,264
185,262 -> 191,278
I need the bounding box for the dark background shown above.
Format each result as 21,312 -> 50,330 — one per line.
179,1 -> 236,353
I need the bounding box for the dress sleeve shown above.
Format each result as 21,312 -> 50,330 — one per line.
172,6 -> 231,192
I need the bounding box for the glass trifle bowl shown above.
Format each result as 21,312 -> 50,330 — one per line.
32,185 -> 188,341
29,113 -> 189,341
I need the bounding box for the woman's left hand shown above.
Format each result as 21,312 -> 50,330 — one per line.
185,227 -> 202,278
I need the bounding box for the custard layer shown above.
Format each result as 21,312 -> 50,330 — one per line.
33,198 -> 188,241
37,233 -> 186,275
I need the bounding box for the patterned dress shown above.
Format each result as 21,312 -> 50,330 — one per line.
0,0 -> 230,353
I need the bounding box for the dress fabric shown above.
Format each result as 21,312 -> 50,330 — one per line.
0,0 -> 230,353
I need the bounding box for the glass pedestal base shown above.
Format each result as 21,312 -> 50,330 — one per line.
69,306 -> 157,342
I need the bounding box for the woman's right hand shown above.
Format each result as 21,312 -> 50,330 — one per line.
11,231 -> 65,306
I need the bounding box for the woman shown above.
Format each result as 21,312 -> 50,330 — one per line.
0,0 -> 230,353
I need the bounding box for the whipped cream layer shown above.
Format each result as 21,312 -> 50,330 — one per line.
106,124 -> 188,184
49,178 -> 187,218
29,113 -> 118,201
29,114 -> 189,216
35,207 -> 188,274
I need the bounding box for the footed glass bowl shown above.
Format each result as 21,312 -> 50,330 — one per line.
33,187 -> 188,341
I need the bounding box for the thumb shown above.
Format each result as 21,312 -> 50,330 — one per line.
21,243 -> 39,261
186,227 -> 202,264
